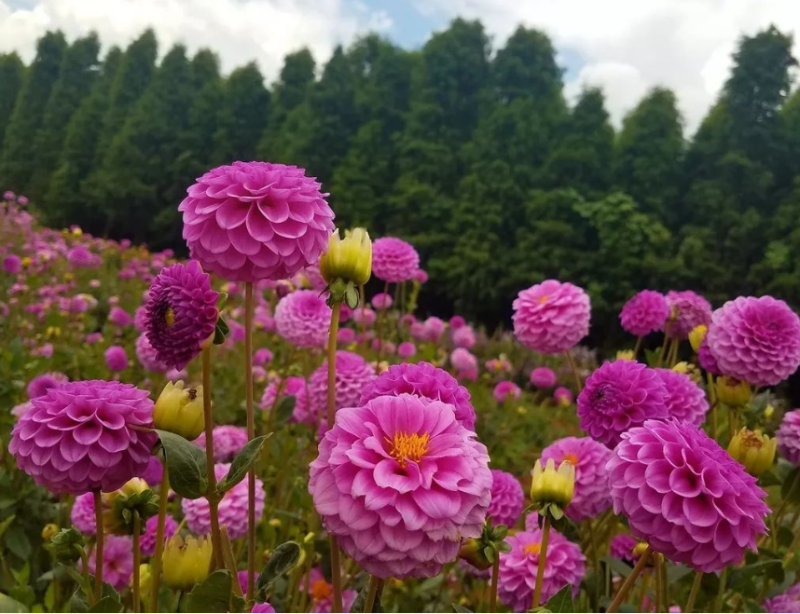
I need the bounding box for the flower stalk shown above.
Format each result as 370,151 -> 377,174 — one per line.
245,281 -> 256,602
327,301 -> 344,613
93,491 -> 104,601
132,511 -> 141,613
531,515 -> 551,610
149,460 -> 170,612
606,545 -> 652,613
201,346 -> 224,568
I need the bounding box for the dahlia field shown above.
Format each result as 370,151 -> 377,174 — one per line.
1,166 -> 800,614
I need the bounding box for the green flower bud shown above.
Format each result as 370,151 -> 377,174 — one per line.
153,380 -> 205,440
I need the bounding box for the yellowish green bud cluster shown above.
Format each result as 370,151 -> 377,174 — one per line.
716,376 -> 751,407
153,380 -> 205,440
689,324 -> 707,352
320,228 -> 372,308
531,458 -> 575,510
102,478 -> 158,535
616,350 -> 635,361
162,535 -> 213,590
728,427 -> 776,476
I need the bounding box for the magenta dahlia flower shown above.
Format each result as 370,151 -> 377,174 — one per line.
104,345 -> 128,372
274,290 -> 331,349
452,326 -> 476,349
372,293 -> 393,310
27,372 -> 68,399
554,387 -> 573,405
251,603 -> 277,613
450,315 -> 466,329
451,348 -> 478,374
498,529 -> 585,611
179,161 -> 334,282
655,368 -> 709,426
541,436 -> 612,521
494,381 -> 521,404
371,237 -> 419,283
135,333 -> 169,373
608,419 -> 769,572
310,394 -> 492,578
777,410 -> 800,465
67,246 -> 101,269
488,470 -> 524,527
620,290 -> 670,337
260,376 -> 311,425
530,367 -> 556,389
145,260 -> 219,371
3,255 -> 21,274
764,584 -> 800,613
253,348 -> 273,366
353,307 -> 376,327
82,535 -> 133,590
140,513 -> 178,557
139,455 -> 164,485
359,361 -> 476,430
423,317 -> 446,342
513,280 -> 591,354
309,351 -> 374,427
697,339 -> 721,375
71,492 -> 97,534
337,328 -> 356,345
108,306 -> 132,328
193,426 -> 248,462
664,291 -> 712,340
609,533 -> 639,564
397,342 -> 416,359
183,463 -> 265,539
10,380 -> 156,494
577,360 -> 668,448
706,296 -> 800,387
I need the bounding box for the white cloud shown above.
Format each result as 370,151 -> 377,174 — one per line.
419,0 -> 800,132
0,0 -> 391,82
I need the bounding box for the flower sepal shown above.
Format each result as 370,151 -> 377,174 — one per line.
325,279 -> 360,309
458,519 -> 511,570
213,315 -> 230,345
46,527 -> 85,564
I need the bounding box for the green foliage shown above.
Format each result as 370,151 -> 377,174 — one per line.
155,429 -> 208,500
217,434 -> 270,493
0,53 -> 25,150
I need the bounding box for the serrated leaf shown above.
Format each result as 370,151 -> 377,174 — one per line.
88,596 -> 123,613
274,396 -> 296,425
543,584 -> 574,613
217,434 -> 270,493
156,430 -> 208,499
256,542 -> 301,599
183,570 -> 233,613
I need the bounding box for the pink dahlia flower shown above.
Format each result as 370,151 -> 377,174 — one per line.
193,425 -> 248,462
104,345 -> 128,372
3,255 -> 21,274
253,348 -> 273,366
486,357 -> 512,375
359,361 -> 476,430
371,237 -> 420,283
707,296 -> 800,387
260,376 -> 312,425
27,372 -> 68,399
664,291 -> 712,340
488,470 -> 524,527
108,306 -> 132,328
82,535 -> 133,591
140,513 -> 178,557
145,260 -> 219,371
530,367 -> 556,389
620,290 -> 670,337
423,317 -> 446,342
353,307 -> 376,327
310,394 -> 492,578
135,334 -> 169,373
655,368 -> 709,427
451,325 -> 476,349
182,463 -> 265,539
251,603 -> 277,613
134,305 -> 147,332
71,492 -> 97,534
577,360 -> 668,448
697,339 -> 721,375
372,293 -> 393,310
397,342 -> 416,359
450,315 -> 466,329
777,410 -> 800,465
451,348 -> 478,374
608,419 -> 769,572
609,533 -> 639,564
493,381 -> 521,404
337,328 -> 356,345
414,269 -> 428,283
498,529 -> 585,611
764,584 -> 800,613
303,264 -> 327,291
303,569 -> 357,613
10,380 -> 156,494
67,246 -> 101,269
513,280 -> 590,354
179,161 -> 334,282
309,351 -> 375,428
139,455 -> 164,485
275,290 -> 331,349
541,436 -> 612,521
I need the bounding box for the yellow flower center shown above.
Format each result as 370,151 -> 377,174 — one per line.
311,579 -> 332,601
741,431 -> 764,450
523,543 -> 542,557
386,432 -> 430,468
165,307 -> 175,327
538,295 -> 549,304
563,453 -> 579,466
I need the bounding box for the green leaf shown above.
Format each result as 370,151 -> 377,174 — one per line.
483,545 -> 495,564
217,434 -> 270,493
183,570 -> 233,613
344,284 -> 359,309
256,541 -> 301,598
213,316 -> 230,345
4,523 -> 31,559
758,470 -> 781,487
88,596 -> 123,613
781,467 -> 800,503
601,556 -> 633,578
452,605 -> 473,613
0,515 -> 16,541
156,429 -> 208,499
665,563 -> 692,584
543,584 -> 575,613
274,395 -> 296,425
349,581 -> 384,613
729,560 -> 785,587
0,593 -> 29,613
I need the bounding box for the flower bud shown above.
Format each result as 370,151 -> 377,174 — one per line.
153,380 -> 205,440
689,325 -> 707,352
716,376 -> 751,407
530,458 -> 575,509
765,404 -> 775,419
320,228 -> 372,287
134,563 -> 152,596
162,535 -> 213,590
46,527 -> 85,564
672,361 -> 701,383
102,478 -> 158,535
459,538 -> 492,570
616,350 -> 635,361
728,427 -> 776,476
42,523 -> 59,540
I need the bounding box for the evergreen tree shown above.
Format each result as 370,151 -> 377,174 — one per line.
0,53 -> 25,150
213,62 -> 270,163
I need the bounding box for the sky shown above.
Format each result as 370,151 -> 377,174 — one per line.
2,0 -> 800,133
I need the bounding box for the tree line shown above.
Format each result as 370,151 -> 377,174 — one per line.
1,21 -> 800,337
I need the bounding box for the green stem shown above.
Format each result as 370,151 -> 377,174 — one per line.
245,281 -> 256,603
636,570 -> 649,613
202,346 -> 224,569
149,460 -> 170,613
363,575 -> 382,613
607,545 -> 652,613
564,349 -> 583,393
633,336 -> 643,358
685,571 -> 703,613
657,336 -> 670,367
327,301 -> 344,613
489,556 -> 500,613
79,548 -> 93,606
713,567 -> 727,612
93,491 -> 104,602
132,511 -> 141,613
532,515 -> 551,609
375,281 -> 389,367
653,554 -> 663,614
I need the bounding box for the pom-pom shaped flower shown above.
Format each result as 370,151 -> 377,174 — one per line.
664,291 -> 712,340
182,463 -> 265,539
698,339 -> 721,375
620,290 -> 670,337
777,410 -> 800,466
498,529 -> 585,611
10,380 -> 156,494
193,426 -> 248,462
27,372 -> 68,399
179,161 -> 335,282
530,367 -> 556,389
82,535 -> 133,591
260,376 -> 312,425
135,334 -> 169,373
251,603 -> 277,613
372,293 -> 392,311
359,361 -> 476,431
493,381 -> 521,404
577,361 -> 668,448
140,514 -> 178,557
451,348 -> 478,375
488,470 -> 524,528
607,419 -> 769,572
309,394 -> 492,578
609,533 -> 639,564
423,317 -> 446,342
3,255 -> 21,274
71,492 -> 97,534
452,326 -> 476,349
397,342 -> 416,359
309,351 -> 374,426
145,260 -> 219,371
553,387 -> 573,406
105,346 -> 128,372
108,306 -> 132,328
764,583 -> 800,613
513,280 -> 590,354
707,296 -> 800,387
540,437 -> 611,521
275,290 -> 331,349
655,368 -> 709,427
371,237 -> 419,283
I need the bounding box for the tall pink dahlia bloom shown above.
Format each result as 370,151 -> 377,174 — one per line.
706,296 -> 800,387
309,351 -> 374,427
371,237 -> 419,283
274,290 -> 331,349
498,529 -> 585,611
513,280 -> 590,354
577,360 -> 668,448
71,492 -> 97,534
145,260 -> 219,371
83,535 -> 133,591
655,368 -> 709,426
27,372 -> 68,399
777,410 -> 800,465
140,513 -> 178,557
359,361 -> 476,430
260,376 -> 311,425
608,419 -> 769,572
530,367 -> 556,389
10,381 -> 156,494
179,162 -> 335,282
193,425 -> 248,462
540,437 -> 611,521
309,394 -> 492,578
135,333 -> 169,373
609,533 -> 639,564
620,290 -> 670,337
488,470 -> 524,528
664,291 -> 712,340
764,584 -> 800,613
493,381 -> 521,404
